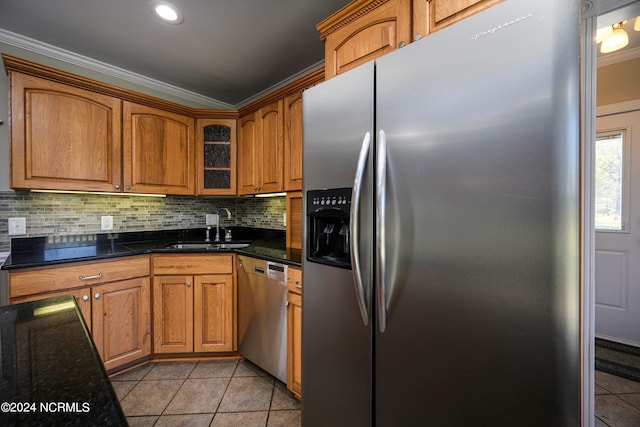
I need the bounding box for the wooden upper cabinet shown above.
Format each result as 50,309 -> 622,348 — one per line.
123,101 -> 196,195
9,72 -> 122,192
284,91 -> 303,192
413,0 -> 504,37
237,111 -> 259,195
196,118 -> 237,195
257,100 -> 284,194
319,0 -> 503,79
237,100 -> 284,195
318,0 -> 412,79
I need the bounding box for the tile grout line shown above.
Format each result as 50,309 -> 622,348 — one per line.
211,359 -> 240,422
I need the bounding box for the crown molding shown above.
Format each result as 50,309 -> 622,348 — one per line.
597,99 -> 640,116
316,0 -> 388,41
0,28 -> 234,110
598,45 -> 640,67
235,61 -> 325,109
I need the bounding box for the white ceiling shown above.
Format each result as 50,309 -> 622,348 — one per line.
0,0 -> 351,108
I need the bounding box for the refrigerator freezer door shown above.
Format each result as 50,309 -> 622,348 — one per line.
302,61 -> 375,427
374,0 -> 580,425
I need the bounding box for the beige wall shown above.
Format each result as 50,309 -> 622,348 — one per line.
597,56 -> 640,106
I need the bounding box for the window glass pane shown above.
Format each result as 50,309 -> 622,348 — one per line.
595,132 -> 624,231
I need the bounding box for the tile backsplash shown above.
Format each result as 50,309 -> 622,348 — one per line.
0,191 -> 286,251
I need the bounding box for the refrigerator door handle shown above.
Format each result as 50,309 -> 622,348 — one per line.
376,129 -> 388,333
350,131 -> 371,326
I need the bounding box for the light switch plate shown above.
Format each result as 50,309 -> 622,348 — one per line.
101,215 -> 114,231
8,217 -> 26,235
206,214 -> 219,226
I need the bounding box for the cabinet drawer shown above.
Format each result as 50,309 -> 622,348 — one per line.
287,267 -> 302,295
152,254 -> 234,275
9,256 -> 150,299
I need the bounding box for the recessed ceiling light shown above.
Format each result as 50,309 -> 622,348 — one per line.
149,1 -> 184,25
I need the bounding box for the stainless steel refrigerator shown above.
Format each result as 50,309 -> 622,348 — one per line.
301,0 -> 581,425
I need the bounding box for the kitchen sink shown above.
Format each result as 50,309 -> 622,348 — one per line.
162,242 -> 250,250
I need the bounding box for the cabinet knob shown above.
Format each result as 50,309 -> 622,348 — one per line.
186,281 -> 191,287
82,295 -> 89,301
398,41 -> 406,48
114,184 -> 120,190
94,293 -> 101,299
295,281 -> 302,289
125,185 -> 131,190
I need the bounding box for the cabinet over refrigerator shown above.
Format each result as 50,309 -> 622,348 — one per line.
302,0 -> 581,425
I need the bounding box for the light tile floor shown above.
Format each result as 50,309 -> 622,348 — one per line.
113,360 -> 640,426
111,359 -> 300,427
595,370 -> 640,426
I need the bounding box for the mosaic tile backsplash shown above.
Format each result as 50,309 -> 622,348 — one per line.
0,191 -> 286,251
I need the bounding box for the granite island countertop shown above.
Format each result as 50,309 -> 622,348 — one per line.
1,227 -> 301,270
0,295 -> 127,426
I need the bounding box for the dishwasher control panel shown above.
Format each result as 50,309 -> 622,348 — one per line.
267,262 -> 287,281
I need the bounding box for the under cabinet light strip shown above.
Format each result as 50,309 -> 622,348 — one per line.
31,189 -> 167,197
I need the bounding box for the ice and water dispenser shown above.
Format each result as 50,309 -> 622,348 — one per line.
306,188 -> 352,269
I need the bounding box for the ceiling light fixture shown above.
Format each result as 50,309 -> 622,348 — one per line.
635,16 -> 640,32
149,1 -> 184,24
600,21 -> 629,54
595,26 -> 613,43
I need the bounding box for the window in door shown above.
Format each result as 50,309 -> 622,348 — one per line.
595,129 -> 629,232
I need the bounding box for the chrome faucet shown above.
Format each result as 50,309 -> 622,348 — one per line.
215,208 -> 232,241
205,226 -> 212,242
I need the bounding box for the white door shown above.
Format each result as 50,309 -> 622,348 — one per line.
595,109 -> 640,346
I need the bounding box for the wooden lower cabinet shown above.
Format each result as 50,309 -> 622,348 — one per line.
286,191 -> 303,250
287,267 -> 302,399
152,275 -> 194,353
91,277 -> 151,371
194,275 -> 235,352
152,254 -> 236,354
8,256 -> 151,372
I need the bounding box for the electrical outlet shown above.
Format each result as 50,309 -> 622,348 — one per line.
206,214 -> 218,226
8,217 -> 26,235
101,215 -> 114,231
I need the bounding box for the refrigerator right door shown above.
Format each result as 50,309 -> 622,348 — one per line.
374,0 -> 581,425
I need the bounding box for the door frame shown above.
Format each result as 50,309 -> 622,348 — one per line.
582,0 -> 639,425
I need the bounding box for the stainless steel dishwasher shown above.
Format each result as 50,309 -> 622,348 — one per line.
237,255 -> 288,383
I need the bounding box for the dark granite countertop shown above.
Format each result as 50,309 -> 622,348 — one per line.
1,227 -> 301,270
0,295 -> 127,426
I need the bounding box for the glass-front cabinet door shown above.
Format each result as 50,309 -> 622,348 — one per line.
196,118 -> 237,195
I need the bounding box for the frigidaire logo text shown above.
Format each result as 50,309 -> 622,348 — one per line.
470,13 -> 533,40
